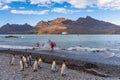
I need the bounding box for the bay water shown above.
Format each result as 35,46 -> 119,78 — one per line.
1,34 -> 120,65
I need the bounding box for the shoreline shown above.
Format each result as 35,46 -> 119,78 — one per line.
1,49 -> 120,78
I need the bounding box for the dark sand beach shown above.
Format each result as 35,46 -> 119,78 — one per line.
0,49 -> 120,80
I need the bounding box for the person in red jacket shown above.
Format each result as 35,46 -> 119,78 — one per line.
49,40 -> 56,51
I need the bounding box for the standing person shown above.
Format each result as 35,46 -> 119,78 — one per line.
10,54 -> 15,65
19,56 -> 24,71
50,42 -> 54,51
61,60 -> 67,76
49,40 -> 56,51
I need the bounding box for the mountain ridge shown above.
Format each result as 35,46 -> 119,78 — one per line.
0,23 -> 34,34
0,16 -> 120,34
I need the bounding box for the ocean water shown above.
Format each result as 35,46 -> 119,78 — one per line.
0,34 -> 120,49
1,34 -> 120,65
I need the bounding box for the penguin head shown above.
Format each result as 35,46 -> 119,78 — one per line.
29,53 -> 32,56
22,54 -> 25,57
13,54 -> 15,56
35,57 -> 38,61
25,55 -> 27,58
52,59 -> 56,64
63,60 -> 66,64
20,56 -> 23,60
29,54 -> 32,58
39,56 -> 41,58
53,59 -> 56,62
39,56 -> 42,60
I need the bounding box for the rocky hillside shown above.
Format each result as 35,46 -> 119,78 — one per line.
0,23 -> 34,34
35,18 -> 73,34
67,16 -> 120,34
35,16 -> 120,34
1,16 -> 120,34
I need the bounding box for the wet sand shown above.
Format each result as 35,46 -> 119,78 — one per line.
0,49 -> 120,80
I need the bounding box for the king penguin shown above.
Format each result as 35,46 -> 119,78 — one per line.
33,57 -> 38,72
19,56 -> 24,71
22,55 -> 28,68
28,53 -> 32,67
51,59 -> 57,72
10,54 -> 15,65
38,56 -> 42,68
61,60 -> 67,76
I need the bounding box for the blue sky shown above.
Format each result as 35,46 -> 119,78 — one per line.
0,0 -> 120,27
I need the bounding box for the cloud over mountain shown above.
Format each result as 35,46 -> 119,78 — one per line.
11,10 -> 49,15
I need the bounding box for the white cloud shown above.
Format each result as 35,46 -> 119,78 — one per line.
68,0 -> 96,8
0,1 -> 3,8
11,9 -> 49,15
0,5 -> 11,10
1,0 -> 120,12
0,3 -> 2,8
30,0 -> 66,5
52,8 -> 93,14
4,0 -> 26,3
0,0 -> 26,9
30,0 -> 51,5
85,9 -> 94,12
52,8 -> 67,14
19,6 -> 25,9
98,0 -> 120,10
29,0 -> 96,9
51,0 -> 66,3
98,0 -> 112,6
29,0 -> 120,10
0,2 -> 2,5
30,0 -> 96,8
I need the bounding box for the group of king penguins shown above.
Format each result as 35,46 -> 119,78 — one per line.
10,53 -> 67,76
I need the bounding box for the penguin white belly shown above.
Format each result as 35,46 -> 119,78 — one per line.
61,64 -> 67,75
51,62 -> 56,71
27,57 -> 29,62
10,57 -> 15,65
23,57 -> 27,62
20,60 -> 24,71
23,57 -> 28,67
38,59 -> 42,68
33,61 -> 38,71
